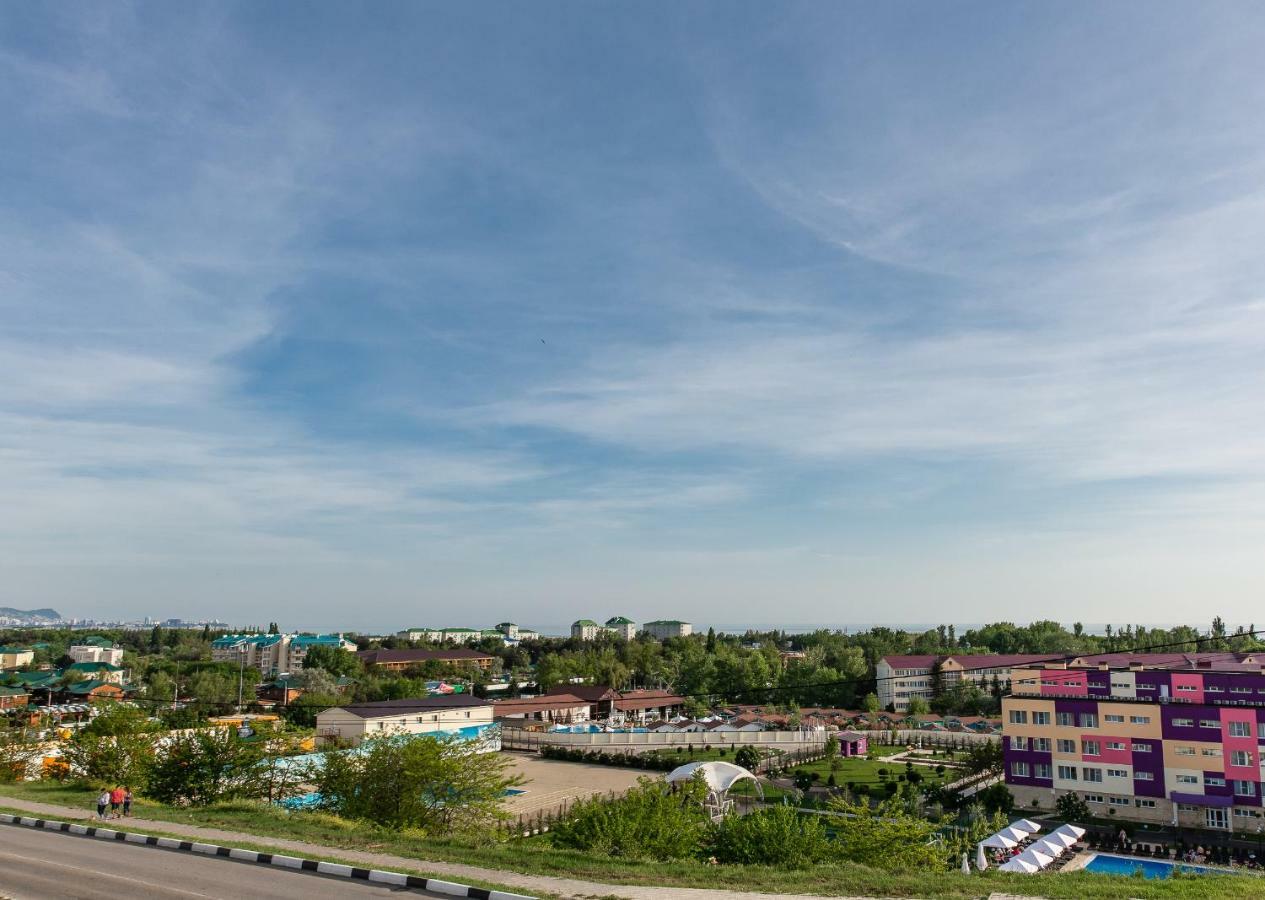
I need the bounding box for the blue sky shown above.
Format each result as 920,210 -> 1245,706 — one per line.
4,2 -> 1265,631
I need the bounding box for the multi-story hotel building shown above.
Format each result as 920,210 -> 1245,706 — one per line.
641,620 -> 693,640
876,654 -> 1060,712
1003,654 -> 1265,832
211,633 -> 357,677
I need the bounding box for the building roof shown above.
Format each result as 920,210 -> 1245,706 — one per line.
357,648 -> 495,665
605,616 -> 634,625
572,619 -> 599,627
612,689 -> 686,711
542,684 -> 620,702
0,685 -> 30,697
74,637 -> 117,649
61,679 -> 124,695
291,634 -> 350,649
492,694 -> 588,715
643,620 -> 689,626
331,695 -> 490,719
65,661 -> 125,673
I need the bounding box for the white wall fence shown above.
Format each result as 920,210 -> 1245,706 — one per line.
502,726 -> 998,752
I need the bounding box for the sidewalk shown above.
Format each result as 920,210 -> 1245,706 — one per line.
0,795 -> 879,900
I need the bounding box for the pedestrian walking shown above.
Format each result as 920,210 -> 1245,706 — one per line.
123,787 -> 133,817
96,789 -> 109,820
109,786 -> 124,819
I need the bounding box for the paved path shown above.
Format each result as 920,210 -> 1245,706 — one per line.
0,822 -> 448,899
500,753 -> 645,817
0,795 -> 880,900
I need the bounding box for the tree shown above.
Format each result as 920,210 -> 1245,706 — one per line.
550,776 -> 709,860
302,645 -> 362,678
823,796 -> 947,870
145,729 -> 267,805
316,734 -> 521,833
1056,792 -> 1091,823
733,745 -> 760,772
963,740 -> 1003,775
863,692 -> 881,714
906,696 -> 930,716
976,782 -> 1014,816
710,805 -> 827,867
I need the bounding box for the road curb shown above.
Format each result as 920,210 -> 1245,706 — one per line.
0,813 -> 536,899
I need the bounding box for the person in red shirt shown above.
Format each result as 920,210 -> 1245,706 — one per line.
109,786 -> 125,819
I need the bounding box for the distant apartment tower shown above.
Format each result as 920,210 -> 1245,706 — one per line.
571,619 -> 601,640
496,622 -> 539,641
1003,653 -> 1265,830
876,654 -> 1060,712
641,620 -> 692,640
604,616 -> 638,640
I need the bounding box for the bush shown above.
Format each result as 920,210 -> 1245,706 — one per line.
145,729 -> 266,806
550,777 -> 710,860
316,733 -> 520,833
733,746 -> 760,771
710,806 -> 827,867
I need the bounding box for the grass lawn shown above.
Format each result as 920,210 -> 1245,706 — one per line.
0,780 -> 1255,899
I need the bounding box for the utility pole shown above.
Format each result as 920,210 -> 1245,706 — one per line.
237,645 -> 246,715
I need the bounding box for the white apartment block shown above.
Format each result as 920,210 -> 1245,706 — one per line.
641,620 -> 693,640
211,633 -> 357,677
876,654 -> 1058,712
68,644 -> 125,666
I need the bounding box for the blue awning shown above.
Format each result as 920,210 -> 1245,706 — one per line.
1170,792 -> 1233,807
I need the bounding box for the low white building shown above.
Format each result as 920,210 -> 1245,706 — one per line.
68,644 -> 124,666
314,696 -> 496,748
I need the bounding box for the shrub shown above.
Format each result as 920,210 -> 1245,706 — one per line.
710,806 -> 827,867
550,777 -> 710,860
733,746 -> 760,771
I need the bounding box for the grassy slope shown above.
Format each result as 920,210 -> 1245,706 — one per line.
0,781 -> 1252,899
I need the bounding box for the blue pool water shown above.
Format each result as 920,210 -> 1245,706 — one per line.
1084,853 -> 1222,878
281,787 -> 526,810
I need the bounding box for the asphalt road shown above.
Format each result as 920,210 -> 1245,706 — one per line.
0,825 -> 449,899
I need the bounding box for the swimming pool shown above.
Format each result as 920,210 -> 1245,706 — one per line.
1084,853 -> 1225,878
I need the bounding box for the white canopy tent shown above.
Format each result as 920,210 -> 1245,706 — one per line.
1016,846 -> 1055,869
1042,830 -> 1078,850
1031,837 -> 1067,858
1052,823 -> 1086,842
998,857 -> 1039,873
996,825 -> 1031,843
980,833 -> 1019,850
665,760 -> 762,819
1011,818 -> 1042,833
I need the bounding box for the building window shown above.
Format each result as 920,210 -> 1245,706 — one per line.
1172,718 -> 1194,727
1136,799 -> 1157,809
1176,775 -> 1199,785
1130,715 -> 1151,724
1174,746 -> 1195,757
1057,739 -> 1076,753
1057,765 -> 1078,781
1083,740 -> 1100,756
1132,743 -> 1151,753
1084,794 -> 1104,804
1177,684 -> 1197,692
1110,797 -> 1131,807
1202,747 -> 1222,758
1107,768 -> 1128,778
1009,710 -> 1028,725
1010,736 -> 1028,750
1234,780 -> 1256,797
1229,721 -> 1252,738
1200,720 -> 1220,729
1105,714 -> 1124,723
1082,767 -> 1103,783
1080,713 -> 1097,728
1206,776 -> 1226,787
1011,762 -> 1030,777
1178,804 -> 1199,812
1107,741 -> 1126,751
1231,687 -> 1252,695
1034,738 -> 1051,752
1056,712 -> 1074,727
1135,771 -> 1154,781
1032,711 -> 1050,725
1034,763 -> 1052,779
1231,750 -> 1254,767
1234,808 -> 1258,819
1206,685 -> 1223,693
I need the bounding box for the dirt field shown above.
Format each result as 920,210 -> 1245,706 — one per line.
500,751 -> 648,816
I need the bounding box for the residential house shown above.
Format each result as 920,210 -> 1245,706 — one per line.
492,694 -> 590,724
0,685 -> 30,710
314,696 -> 496,748
58,680 -> 125,702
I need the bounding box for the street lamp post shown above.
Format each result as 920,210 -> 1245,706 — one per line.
236,645 -> 246,714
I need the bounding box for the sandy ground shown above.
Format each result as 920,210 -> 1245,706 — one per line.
500,751 -> 648,816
